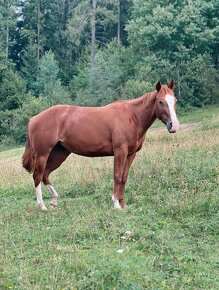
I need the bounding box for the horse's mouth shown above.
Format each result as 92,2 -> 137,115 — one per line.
168,128 -> 176,133
167,120 -> 180,133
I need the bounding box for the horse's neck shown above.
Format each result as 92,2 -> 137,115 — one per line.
128,91 -> 157,135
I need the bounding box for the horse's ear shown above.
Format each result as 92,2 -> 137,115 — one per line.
156,81 -> 161,92
168,79 -> 174,90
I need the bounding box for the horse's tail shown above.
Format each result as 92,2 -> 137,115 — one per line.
22,123 -> 35,173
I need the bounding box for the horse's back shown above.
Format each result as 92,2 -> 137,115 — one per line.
60,102 -> 139,140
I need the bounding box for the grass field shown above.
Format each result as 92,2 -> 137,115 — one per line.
0,106 -> 219,289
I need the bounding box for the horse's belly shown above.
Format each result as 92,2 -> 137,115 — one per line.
72,146 -> 114,157
61,139 -> 114,157
72,149 -> 114,157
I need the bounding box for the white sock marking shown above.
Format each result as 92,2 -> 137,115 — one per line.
35,183 -> 47,210
47,185 -> 58,207
112,195 -> 122,209
47,185 -> 58,198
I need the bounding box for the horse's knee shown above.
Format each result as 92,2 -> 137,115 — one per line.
114,173 -> 123,185
115,173 -> 127,185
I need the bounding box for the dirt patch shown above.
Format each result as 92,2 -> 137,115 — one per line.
178,122 -> 203,131
150,122 -> 203,134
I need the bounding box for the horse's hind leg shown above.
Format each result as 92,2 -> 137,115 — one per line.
43,143 -> 70,208
33,155 -> 49,211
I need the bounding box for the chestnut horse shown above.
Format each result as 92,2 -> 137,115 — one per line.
22,80 -> 179,210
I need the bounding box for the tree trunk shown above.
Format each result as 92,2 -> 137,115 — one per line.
90,0 -> 96,68
5,2 -> 9,60
117,0 -> 121,44
177,65 -> 181,100
37,0 -> 41,60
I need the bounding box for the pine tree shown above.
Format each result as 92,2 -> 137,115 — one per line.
20,44 -> 38,92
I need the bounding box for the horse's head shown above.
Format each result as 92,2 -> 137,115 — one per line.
154,80 -> 180,133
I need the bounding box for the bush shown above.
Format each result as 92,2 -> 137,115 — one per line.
0,69 -> 26,110
179,54 -> 218,107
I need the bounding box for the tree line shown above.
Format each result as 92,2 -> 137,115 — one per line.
0,0 -> 218,144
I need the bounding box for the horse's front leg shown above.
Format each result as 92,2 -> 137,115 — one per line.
112,146 -> 128,209
118,152 -> 136,208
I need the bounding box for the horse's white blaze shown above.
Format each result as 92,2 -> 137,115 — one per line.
35,183 -> 47,210
165,94 -> 180,132
47,185 -> 58,207
112,195 -> 122,209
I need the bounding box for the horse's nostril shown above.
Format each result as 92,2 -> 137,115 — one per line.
167,121 -> 173,131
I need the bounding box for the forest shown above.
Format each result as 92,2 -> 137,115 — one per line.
0,0 -> 218,144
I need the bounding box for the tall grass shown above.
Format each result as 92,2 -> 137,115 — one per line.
0,107 -> 219,289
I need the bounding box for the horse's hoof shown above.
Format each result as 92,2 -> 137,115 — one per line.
49,204 -> 58,210
114,205 -> 122,210
119,200 -> 127,208
39,204 -> 48,211
50,201 -> 57,208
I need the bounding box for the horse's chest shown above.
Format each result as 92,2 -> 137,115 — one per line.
128,137 -> 144,153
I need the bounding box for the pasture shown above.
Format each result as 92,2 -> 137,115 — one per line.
0,106 -> 219,289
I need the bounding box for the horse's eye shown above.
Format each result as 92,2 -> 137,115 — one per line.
159,101 -> 163,106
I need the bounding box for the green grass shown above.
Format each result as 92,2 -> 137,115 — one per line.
178,105 -> 219,124
0,106 -> 219,289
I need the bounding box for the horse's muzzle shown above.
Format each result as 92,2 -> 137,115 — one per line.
167,120 -> 180,133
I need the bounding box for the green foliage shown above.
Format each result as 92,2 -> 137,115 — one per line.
68,54 -> 91,105
0,68 -> 26,110
0,109 -> 14,138
127,0 -> 219,61
20,44 -> 38,92
35,51 -> 71,105
0,0 -> 18,57
89,42 -> 126,105
133,55 -> 175,85
126,0 -> 219,107
70,42 -> 127,106
0,95 -> 49,145
121,79 -> 154,99
178,54 -> 218,107
35,51 -> 60,95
